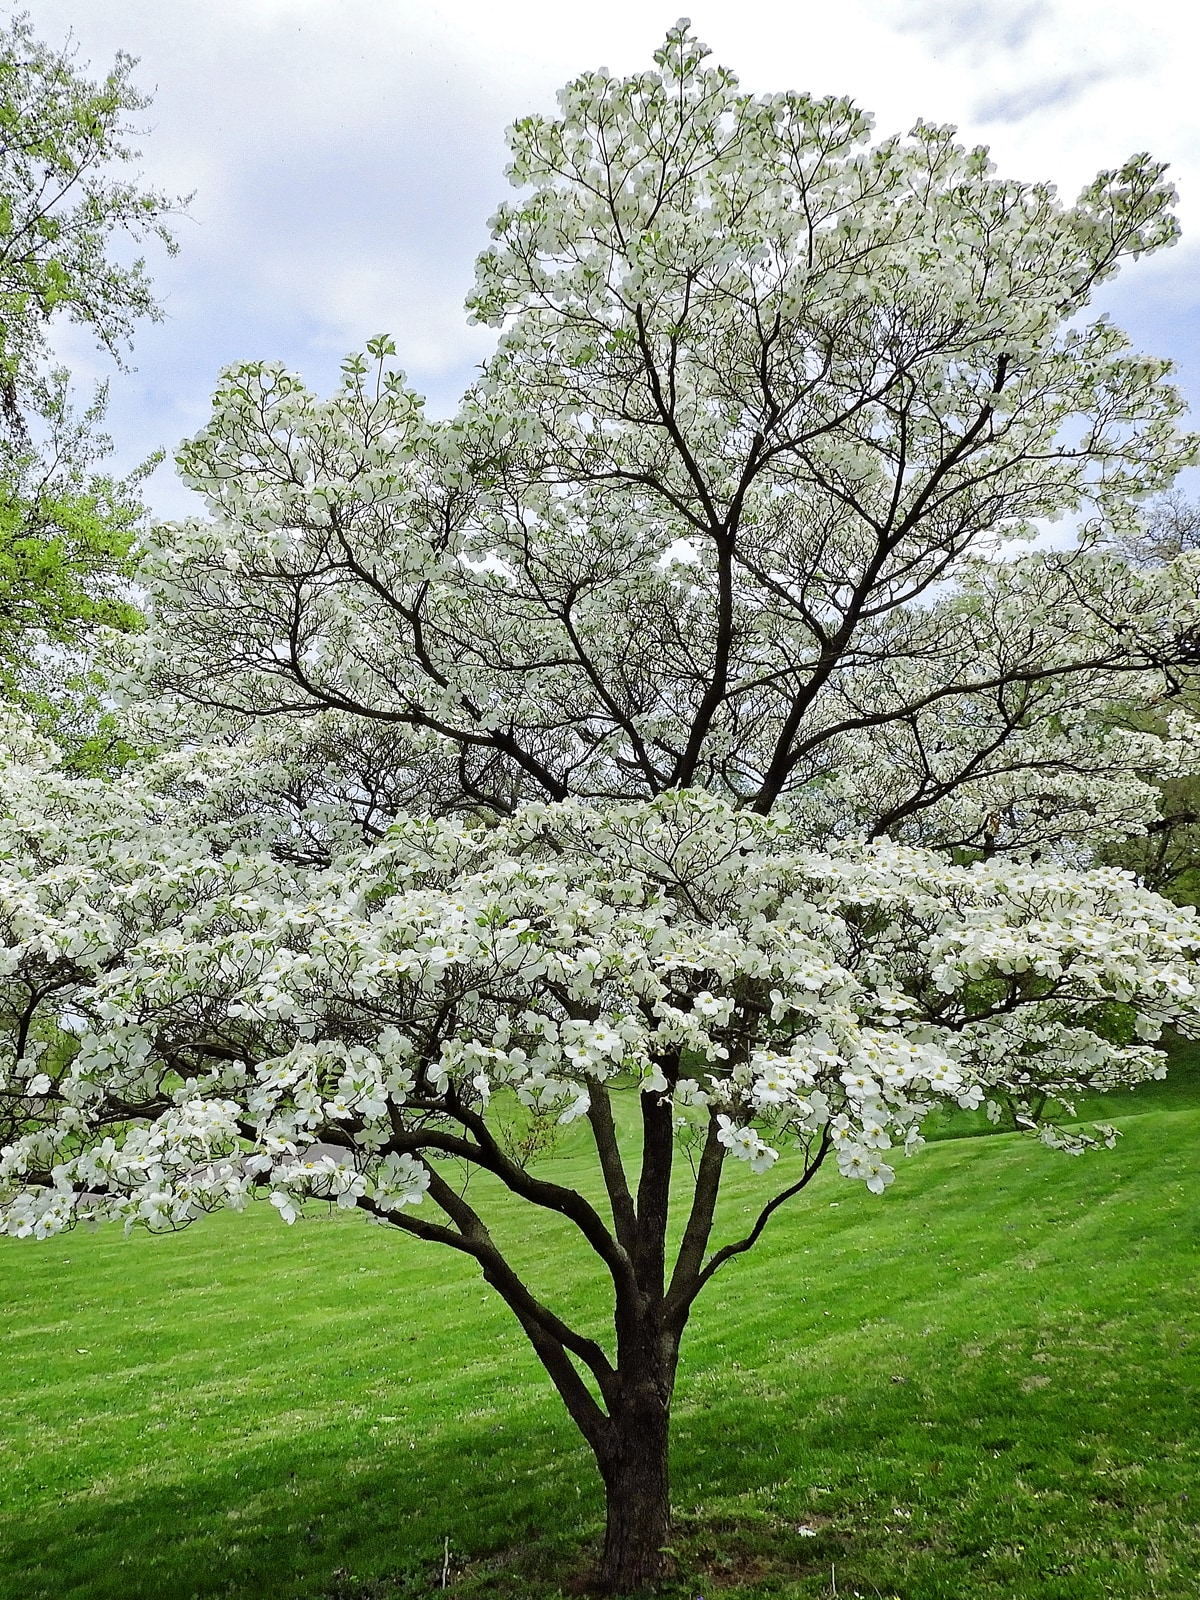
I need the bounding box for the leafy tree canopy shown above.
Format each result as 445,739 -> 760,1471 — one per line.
0,11 -> 181,764
0,10 -> 179,432
1100,492 -> 1200,905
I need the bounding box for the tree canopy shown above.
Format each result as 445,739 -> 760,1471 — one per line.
145,29 -> 1198,856
1100,492 -> 1200,905
0,11 -> 179,434
2,23 -> 1199,1594
0,11 -> 180,763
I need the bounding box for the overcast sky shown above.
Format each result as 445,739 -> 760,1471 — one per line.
31,0 -> 1200,517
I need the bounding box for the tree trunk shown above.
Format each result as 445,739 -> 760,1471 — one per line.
597,1382 -> 673,1594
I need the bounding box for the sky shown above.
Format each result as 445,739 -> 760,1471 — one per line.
29,0 -> 1200,518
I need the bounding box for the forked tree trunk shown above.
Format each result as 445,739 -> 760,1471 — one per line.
597,1382 -> 673,1594
587,1078 -> 689,1593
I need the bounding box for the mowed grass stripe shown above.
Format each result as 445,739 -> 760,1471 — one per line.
2,1091 -> 1198,1598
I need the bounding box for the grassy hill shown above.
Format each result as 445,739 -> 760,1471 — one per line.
2,1047 -> 1199,1600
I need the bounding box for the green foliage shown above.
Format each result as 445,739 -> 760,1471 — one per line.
0,471 -> 148,768
0,462 -> 145,768
0,482 -> 138,641
0,11 -> 180,765
2,1058 -> 1199,1600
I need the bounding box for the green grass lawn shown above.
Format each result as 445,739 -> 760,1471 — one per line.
2,1048 -> 1199,1600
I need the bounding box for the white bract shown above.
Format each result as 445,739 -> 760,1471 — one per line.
2,754 -> 1197,1240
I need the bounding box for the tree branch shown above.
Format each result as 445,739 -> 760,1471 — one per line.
689,1126 -> 834,1304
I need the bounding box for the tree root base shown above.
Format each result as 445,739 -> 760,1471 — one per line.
320,1508 -> 845,1598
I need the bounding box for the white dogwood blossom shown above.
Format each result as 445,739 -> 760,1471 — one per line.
3,742 -> 1196,1243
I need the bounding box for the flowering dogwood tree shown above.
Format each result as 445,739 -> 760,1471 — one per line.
5,24 -> 1200,1593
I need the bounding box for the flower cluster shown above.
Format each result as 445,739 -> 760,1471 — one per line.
2,745 -> 1196,1239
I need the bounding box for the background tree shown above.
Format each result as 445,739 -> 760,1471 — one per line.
1098,492 -> 1200,905
4,24 -> 1200,1595
0,10 -> 182,765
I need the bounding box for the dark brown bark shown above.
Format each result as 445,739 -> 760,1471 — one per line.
595,1336 -> 677,1594
589,1077 -> 682,1592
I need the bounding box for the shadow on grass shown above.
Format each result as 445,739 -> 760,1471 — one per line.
9,1293 -> 1199,1600
3,1407 -> 596,1600
6,1098 -> 1200,1600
